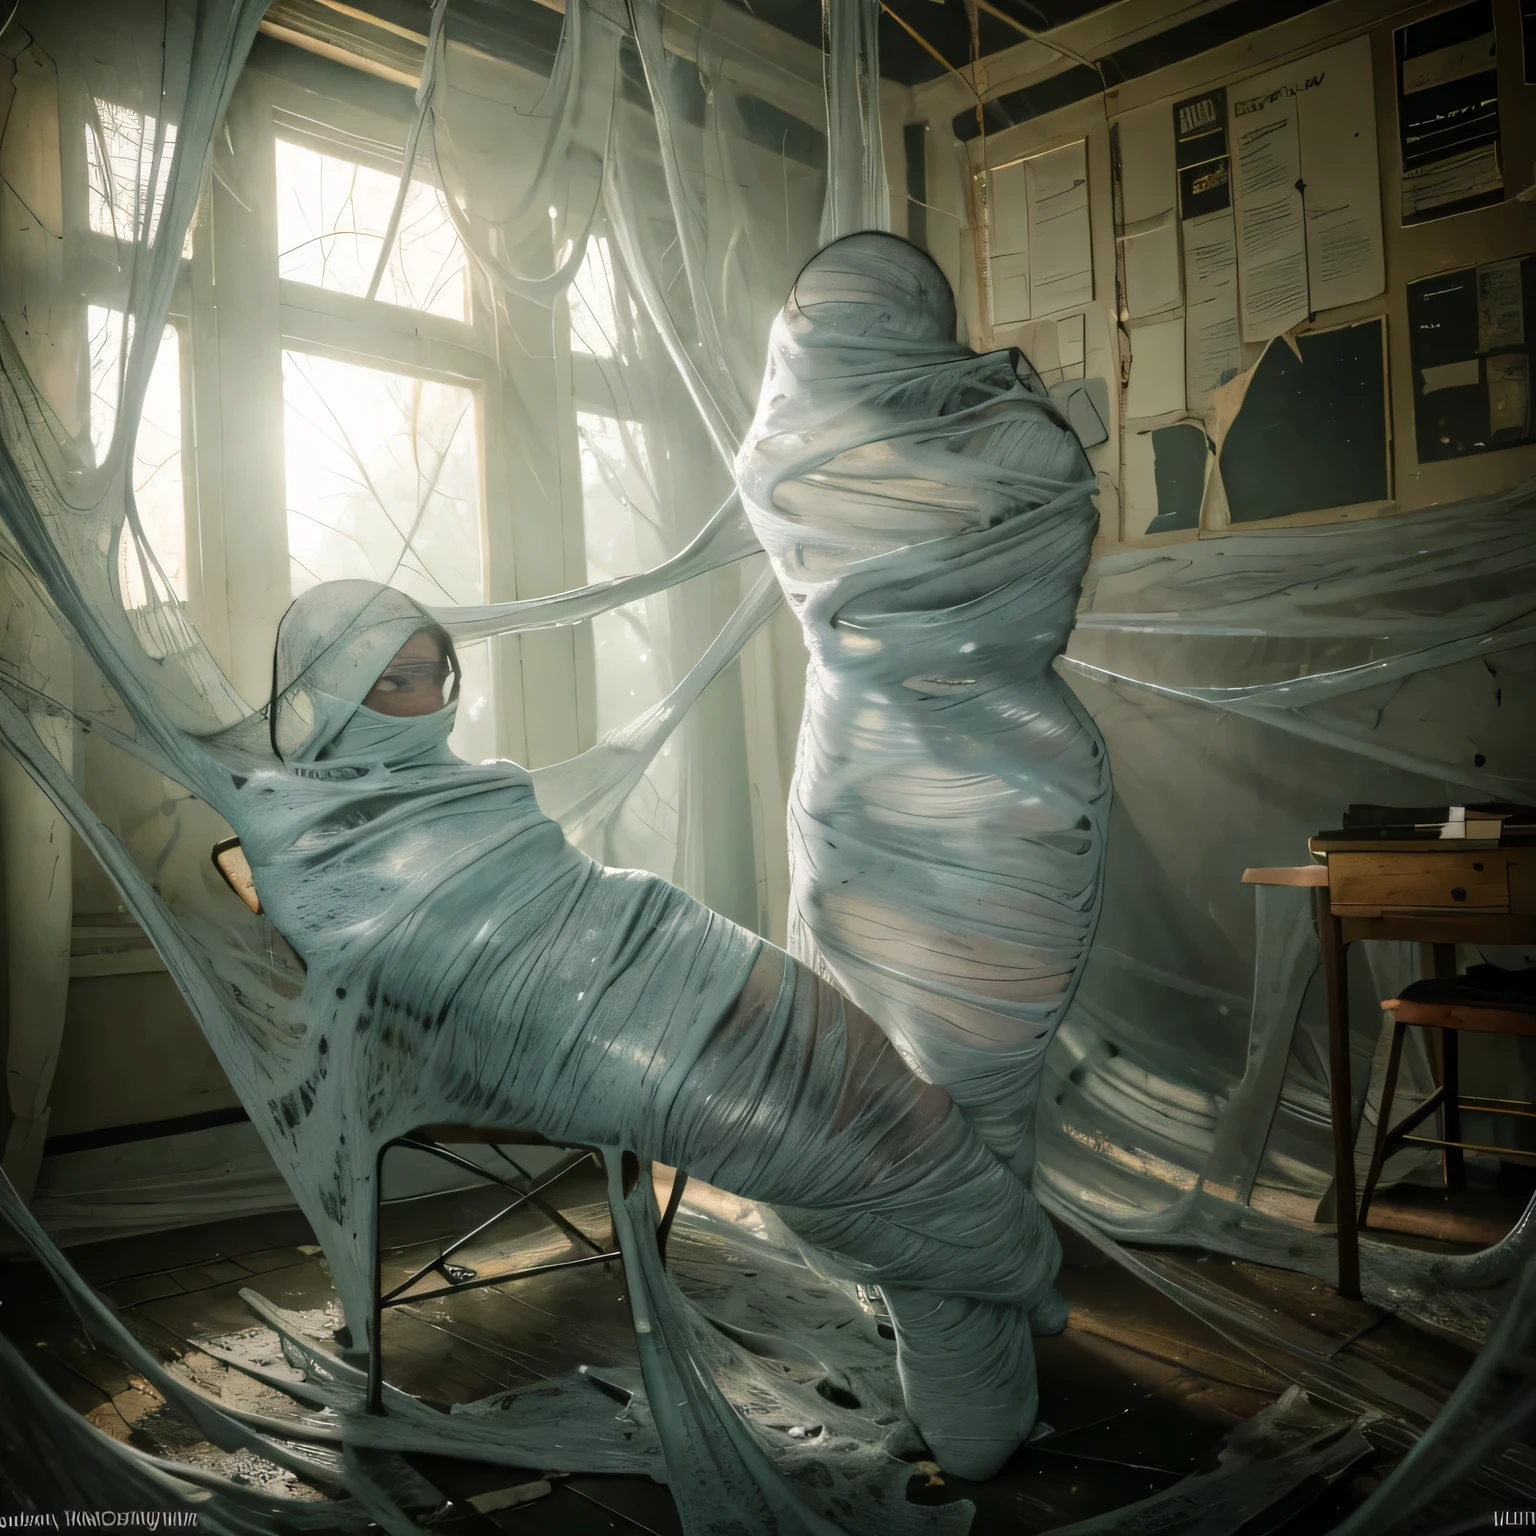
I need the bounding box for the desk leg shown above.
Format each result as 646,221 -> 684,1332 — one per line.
1316,888 -> 1360,1300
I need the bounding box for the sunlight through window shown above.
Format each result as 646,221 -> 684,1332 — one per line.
569,236 -> 619,358
283,351 -> 491,761
85,98 -> 189,254
578,409 -> 677,860
87,306 -> 187,605
276,138 -> 469,321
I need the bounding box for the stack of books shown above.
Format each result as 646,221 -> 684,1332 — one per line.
1317,804 -> 1536,849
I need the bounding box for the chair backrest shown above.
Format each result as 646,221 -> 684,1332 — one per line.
212,837 -> 262,915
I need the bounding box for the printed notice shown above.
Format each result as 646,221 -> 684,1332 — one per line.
983,142 -> 1093,328
984,160 -> 1031,325
1186,293 -> 1241,403
1295,38 -> 1385,312
1174,86 -> 1241,402
1117,101 -> 1181,317
1230,96 -> 1308,340
1228,40 -> 1385,340
1407,255 -> 1536,461
1026,140 -> 1094,318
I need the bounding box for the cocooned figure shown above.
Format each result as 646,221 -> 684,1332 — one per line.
234,579 -> 1064,1481
736,233 -> 1110,1183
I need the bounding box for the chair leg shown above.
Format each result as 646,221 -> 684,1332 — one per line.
366,1142 -> 389,1415
1357,1021 -> 1408,1232
657,1171 -> 688,1263
1441,1028 -> 1466,1194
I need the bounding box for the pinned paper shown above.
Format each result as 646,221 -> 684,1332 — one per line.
1228,38 -> 1384,336
1116,101 -> 1181,318
1396,2 -> 1503,225
983,144 -> 1094,327
1478,259 -> 1525,350
1174,86 -> 1240,406
1420,358 -> 1481,394
1026,141 -> 1093,318
1489,354 -> 1531,435
1125,317 -> 1186,420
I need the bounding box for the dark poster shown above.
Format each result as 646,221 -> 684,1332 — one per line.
1408,255 -> 1535,462
1396,0 -> 1503,224
1221,320 -> 1391,521
1173,85 -> 1230,221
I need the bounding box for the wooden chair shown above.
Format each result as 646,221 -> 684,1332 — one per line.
1357,969 -> 1536,1230
366,1128 -> 688,1412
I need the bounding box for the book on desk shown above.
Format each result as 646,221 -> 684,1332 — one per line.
1313,804 -> 1536,851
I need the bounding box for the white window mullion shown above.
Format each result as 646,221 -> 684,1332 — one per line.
205,79 -> 290,707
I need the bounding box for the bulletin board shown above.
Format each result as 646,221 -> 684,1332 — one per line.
1220,317 -> 1391,522
1407,255 -> 1535,462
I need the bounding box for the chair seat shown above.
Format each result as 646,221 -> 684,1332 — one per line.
1359,962 -> 1536,1233
1381,964 -> 1536,1035
1384,999 -> 1536,1034
1391,964 -> 1536,1010
413,1124 -> 553,1145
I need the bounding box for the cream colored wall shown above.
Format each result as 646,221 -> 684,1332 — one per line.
48,973 -> 241,1139
914,0 -> 1536,547
52,696 -> 242,1141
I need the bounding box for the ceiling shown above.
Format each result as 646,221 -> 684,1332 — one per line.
719,0 -> 1127,85
261,0 -> 1343,134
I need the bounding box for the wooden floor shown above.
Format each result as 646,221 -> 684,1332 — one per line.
0,1166 -> 1521,1533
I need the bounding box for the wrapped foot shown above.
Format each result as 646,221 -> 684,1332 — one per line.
884,1287 -> 1037,1481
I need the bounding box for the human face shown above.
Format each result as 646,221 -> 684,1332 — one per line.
362,629 -> 456,718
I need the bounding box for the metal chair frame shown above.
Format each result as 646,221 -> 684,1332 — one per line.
366,1131 -> 687,1413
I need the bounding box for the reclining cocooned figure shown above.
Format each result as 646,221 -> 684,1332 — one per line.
226,575 -> 1064,1482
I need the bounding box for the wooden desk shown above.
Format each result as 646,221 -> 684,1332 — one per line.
1246,840 -> 1536,1300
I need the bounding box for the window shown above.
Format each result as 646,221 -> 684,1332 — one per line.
263,108 -> 495,762
88,306 -> 188,607
569,236 -> 620,358
85,98 -> 191,256
283,349 -> 493,761
276,137 -> 469,320
283,352 -> 482,605
576,405 -> 680,862
88,64 -> 548,763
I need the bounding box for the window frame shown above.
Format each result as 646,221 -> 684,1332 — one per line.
186,58 -> 572,758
